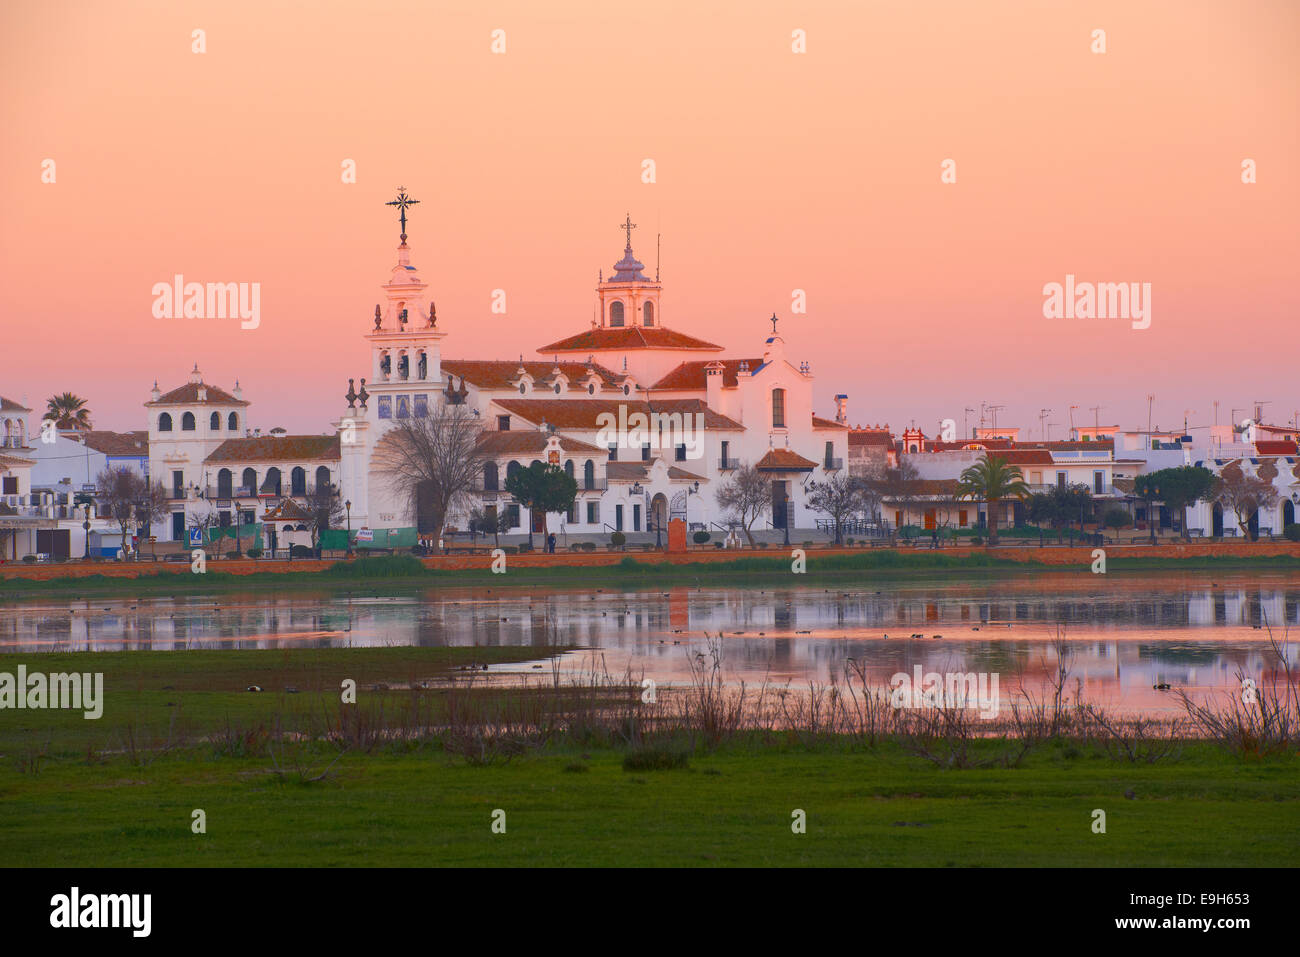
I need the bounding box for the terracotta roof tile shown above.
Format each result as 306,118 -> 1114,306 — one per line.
1,396 -> 31,413
650,358 -> 764,390
755,448 -> 818,471
476,432 -> 605,455
494,398 -> 743,431
80,430 -> 149,456
812,416 -> 847,430
207,435 -> 340,463
538,327 -> 723,354
849,430 -> 894,447
147,382 -> 249,407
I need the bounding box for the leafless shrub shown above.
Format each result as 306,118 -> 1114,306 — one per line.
1081,705 -> 1184,763
1176,614 -> 1297,756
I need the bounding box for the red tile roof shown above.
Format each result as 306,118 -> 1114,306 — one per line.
147,382 -> 249,407
207,435 -> 340,463
494,398 -> 743,431
0,453 -> 35,469
1,396 -> 31,413
849,430 -> 894,447
443,359 -> 622,391
537,327 -> 723,354
650,358 -> 763,390
476,432 -> 605,455
755,448 -> 818,471
80,430 -> 149,456
1255,440 -> 1298,455
812,416 -> 847,430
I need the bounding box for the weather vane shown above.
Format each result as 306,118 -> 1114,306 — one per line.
386,187 -> 420,239
621,213 -> 637,248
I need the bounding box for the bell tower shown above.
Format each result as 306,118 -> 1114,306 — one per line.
363,188 -> 445,420
595,213 -> 662,331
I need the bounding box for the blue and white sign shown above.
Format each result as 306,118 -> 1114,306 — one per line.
189,529 -> 204,546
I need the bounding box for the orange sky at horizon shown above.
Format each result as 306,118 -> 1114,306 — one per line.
2,0 -> 1297,436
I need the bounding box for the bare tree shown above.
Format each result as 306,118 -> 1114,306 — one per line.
95,465 -> 168,558
372,404 -> 486,543
805,473 -> 869,544
715,463 -> 770,546
1213,467 -> 1279,540
303,482 -> 345,550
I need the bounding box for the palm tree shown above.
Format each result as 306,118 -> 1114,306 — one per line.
45,392 -> 92,431
957,454 -> 1030,546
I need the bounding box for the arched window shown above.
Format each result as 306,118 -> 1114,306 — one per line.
158,413 -> 173,432
609,301 -> 625,327
217,469 -> 233,498
182,411 -> 196,431
291,467 -> 306,496
584,459 -> 595,490
519,382 -> 527,395
228,412 -> 238,432
210,412 -> 221,430
241,468 -> 257,495
483,461 -> 499,491
564,460 -> 575,480
588,383 -> 595,395
771,388 -> 786,429
264,467 -> 281,496
643,301 -> 654,326
315,466 -> 331,490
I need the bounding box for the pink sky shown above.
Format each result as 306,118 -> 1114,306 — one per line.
2,0 -> 1297,437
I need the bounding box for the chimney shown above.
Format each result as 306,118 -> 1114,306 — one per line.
705,361 -> 725,410
834,394 -> 848,425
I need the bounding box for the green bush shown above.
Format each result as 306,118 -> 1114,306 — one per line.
21,554 -> 36,564
622,746 -> 689,772
693,530 -> 710,544
579,541 -> 596,552
247,547 -> 263,559
502,545 -> 518,555
610,531 -> 626,547
1284,523 -> 1300,543
970,536 -> 983,546
618,556 -> 639,570
324,554 -> 425,578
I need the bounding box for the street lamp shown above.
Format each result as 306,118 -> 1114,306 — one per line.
82,511 -> 90,560
345,500 -> 353,557
783,490 -> 791,547
686,480 -> 700,536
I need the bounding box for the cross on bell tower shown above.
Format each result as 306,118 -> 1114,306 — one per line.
386,187 -> 420,242
620,213 -> 637,250
770,313 -> 780,335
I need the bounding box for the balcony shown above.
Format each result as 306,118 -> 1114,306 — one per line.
824,458 -> 844,470
718,457 -> 740,470
581,478 -> 608,491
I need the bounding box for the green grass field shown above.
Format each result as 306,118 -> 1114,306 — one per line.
1,647 -> 1296,867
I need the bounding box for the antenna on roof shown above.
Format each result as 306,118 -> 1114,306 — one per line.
656,232 -> 661,282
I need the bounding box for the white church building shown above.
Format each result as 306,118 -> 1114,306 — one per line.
335,200 -> 850,545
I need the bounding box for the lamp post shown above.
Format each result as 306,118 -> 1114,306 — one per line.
783,490 -> 791,547
345,500 -> 353,557
82,512 -> 90,560
686,480 -> 700,537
